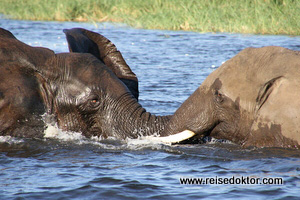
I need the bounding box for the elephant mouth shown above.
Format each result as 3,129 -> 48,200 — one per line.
177,123 -> 221,144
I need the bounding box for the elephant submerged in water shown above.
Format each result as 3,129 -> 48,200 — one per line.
0,27 -> 196,142
167,46 -> 300,149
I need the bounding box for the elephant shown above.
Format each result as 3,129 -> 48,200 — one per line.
164,46 -> 300,149
1,27 -> 299,149
0,27 -> 194,142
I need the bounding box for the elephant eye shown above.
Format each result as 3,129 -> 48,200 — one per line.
91,99 -> 98,103
88,95 -> 100,108
215,90 -> 224,103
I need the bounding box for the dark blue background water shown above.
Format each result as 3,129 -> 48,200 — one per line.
0,18 -> 300,199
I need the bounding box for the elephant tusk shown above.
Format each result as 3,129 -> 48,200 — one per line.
154,130 -> 196,143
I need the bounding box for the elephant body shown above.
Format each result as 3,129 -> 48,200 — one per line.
167,46 -> 300,148
0,29 -> 53,137
0,63 -> 45,137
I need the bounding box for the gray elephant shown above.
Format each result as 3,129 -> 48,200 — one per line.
0,27 -> 193,142
165,46 -> 300,148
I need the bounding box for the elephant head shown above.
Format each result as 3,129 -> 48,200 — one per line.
163,46 -> 300,148
0,27 -> 194,142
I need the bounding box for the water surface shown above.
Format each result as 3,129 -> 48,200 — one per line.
0,18 -> 300,200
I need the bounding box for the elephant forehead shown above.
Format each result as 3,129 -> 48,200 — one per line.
69,81 -> 91,98
203,46 -> 300,111
203,64 -> 259,111
58,79 -> 92,102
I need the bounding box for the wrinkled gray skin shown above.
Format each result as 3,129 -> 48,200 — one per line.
165,46 -> 300,148
0,28 -> 171,139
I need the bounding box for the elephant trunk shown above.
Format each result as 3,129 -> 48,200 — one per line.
105,93 -> 170,139
161,86 -> 216,139
104,93 -> 195,143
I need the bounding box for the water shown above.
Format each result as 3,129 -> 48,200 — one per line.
1,18 -> 300,199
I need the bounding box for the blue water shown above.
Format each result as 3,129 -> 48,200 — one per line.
0,18 -> 300,200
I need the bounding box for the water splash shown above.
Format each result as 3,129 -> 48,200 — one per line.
0,136 -> 24,144
42,122 -> 173,150
44,123 -> 85,141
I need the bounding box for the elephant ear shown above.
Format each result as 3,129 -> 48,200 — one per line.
63,28 -> 139,100
0,28 -> 56,115
255,76 -> 283,112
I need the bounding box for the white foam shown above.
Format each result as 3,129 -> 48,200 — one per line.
202,136 -> 233,144
0,136 -> 24,144
43,120 -> 196,145
43,121 -> 124,149
125,136 -> 168,151
44,123 -> 85,141
42,113 -> 195,149
127,135 -> 165,146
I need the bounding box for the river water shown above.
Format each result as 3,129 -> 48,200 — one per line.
0,18 -> 300,200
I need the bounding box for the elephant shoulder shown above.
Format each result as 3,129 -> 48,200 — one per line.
0,63 -> 45,137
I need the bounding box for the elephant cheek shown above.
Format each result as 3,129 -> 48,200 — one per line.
88,120 -> 106,138
190,110 -> 216,135
56,111 -> 86,133
209,122 -> 231,140
180,94 -> 216,135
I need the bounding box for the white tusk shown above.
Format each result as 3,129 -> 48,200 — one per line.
153,130 -> 196,143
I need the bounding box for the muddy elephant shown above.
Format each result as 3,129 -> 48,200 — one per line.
0,27 -> 194,142
165,46 -> 300,148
